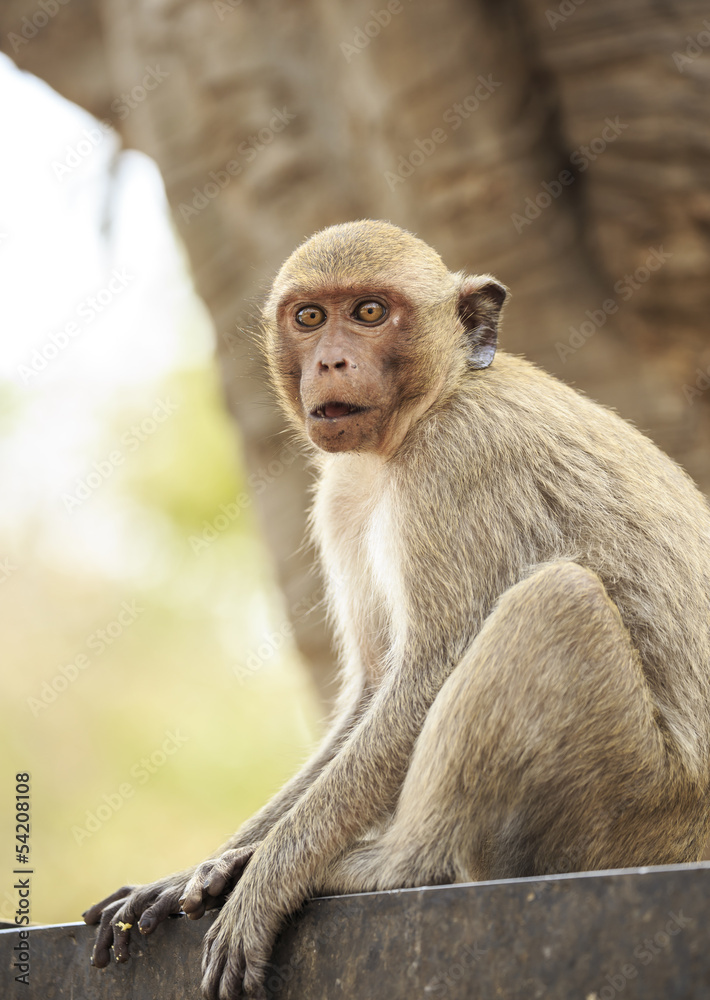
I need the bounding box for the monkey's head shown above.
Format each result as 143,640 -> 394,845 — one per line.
263,220 -> 508,455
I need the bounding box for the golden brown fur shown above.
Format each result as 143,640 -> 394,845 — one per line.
85,221 -> 710,1000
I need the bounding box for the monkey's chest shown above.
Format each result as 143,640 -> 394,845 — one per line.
317,481 -> 406,682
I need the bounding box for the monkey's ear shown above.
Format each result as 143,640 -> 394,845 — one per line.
457,276 -> 509,370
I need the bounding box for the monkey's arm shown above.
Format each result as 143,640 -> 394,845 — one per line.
84,683 -> 370,967
200,661 -> 440,998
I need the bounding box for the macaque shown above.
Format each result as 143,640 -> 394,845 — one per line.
85,220 -> 710,999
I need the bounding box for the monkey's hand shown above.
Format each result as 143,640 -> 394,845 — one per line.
201,851 -> 296,1000
180,844 -> 258,919
83,868 -> 226,968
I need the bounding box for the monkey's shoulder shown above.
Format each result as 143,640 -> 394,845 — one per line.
467,352 -> 628,432
450,352 -> 678,468
404,352 -> 709,525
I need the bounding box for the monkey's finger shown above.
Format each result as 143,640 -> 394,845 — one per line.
82,885 -> 135,925
205,847 -> 255,897
204,873 -> 229,897
181,846 -> 257,913
203,871 -> 231,898
181,862 -> 224,911
112,920 -> 134,963
185,892 -> 229,920
137,889 -> 182,935
201,934 -> 245,1000
90,899 -> 126,968
180,868 -> 211,913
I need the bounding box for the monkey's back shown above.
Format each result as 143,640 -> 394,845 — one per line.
399,351 -> 710,775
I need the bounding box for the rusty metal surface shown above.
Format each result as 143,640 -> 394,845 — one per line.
2,864 -> 709,999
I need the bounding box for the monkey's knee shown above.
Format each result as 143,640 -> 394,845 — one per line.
475,560 -> 639,691
496,560 -> 618,632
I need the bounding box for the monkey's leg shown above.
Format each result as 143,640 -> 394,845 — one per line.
320,561 -> 707,894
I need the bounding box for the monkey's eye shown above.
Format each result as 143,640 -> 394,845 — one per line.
296,305 -> 326,327
354,301 -> 386,323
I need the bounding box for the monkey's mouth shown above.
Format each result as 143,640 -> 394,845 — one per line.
310,402 -> 368,420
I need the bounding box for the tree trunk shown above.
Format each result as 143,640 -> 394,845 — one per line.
3,0 -> 709,705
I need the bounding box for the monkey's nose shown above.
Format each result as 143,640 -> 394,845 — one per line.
318,357 -> 353,372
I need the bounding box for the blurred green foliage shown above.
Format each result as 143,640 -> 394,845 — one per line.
119,367 -> 248,532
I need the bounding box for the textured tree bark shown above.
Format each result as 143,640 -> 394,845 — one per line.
2,0 -> 709,704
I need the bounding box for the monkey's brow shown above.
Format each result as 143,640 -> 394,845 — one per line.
277,283 -> 405,307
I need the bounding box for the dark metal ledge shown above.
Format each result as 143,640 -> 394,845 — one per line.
2,863 -> 709,999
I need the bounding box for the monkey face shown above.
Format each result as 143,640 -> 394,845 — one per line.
274,288 -> 415,454
263,221 -> 509,456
